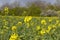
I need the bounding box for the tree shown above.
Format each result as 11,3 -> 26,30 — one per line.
40,9 -> 58,17
26,0 -> 48,10
27,3 -> 41,16
54,0 -> 60,11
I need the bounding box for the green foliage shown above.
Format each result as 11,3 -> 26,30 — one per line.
27,4 -> 41,16
0,3 -> 60,17
0,16 -> 60,40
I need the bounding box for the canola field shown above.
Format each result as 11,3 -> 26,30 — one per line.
0,16 -> 60,40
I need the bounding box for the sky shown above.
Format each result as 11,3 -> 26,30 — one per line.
0,0 -> 56,7
43,0 -> 56,4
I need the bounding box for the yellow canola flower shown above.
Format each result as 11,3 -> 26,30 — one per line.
9,33 -> 18,40
48,25 -> 52,30
40,29 -> 46,35
24,16 -> 32,23
4,7 -> 9,15
55,20 -> 59,25
4,7 -> 9,11
41,20 -> 47,25
36,26 -> 41,31
46,29 -> 51,33
17,22 -> 22,26
46,25 -> 52,33
12,26 -> 17,31
52,25 -> 56,28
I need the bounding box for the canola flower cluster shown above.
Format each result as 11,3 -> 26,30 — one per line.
9,33 -> 18,40
4,7 -> 9,15
0,16 -> 60,40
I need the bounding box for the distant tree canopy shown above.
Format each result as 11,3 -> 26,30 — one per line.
0,0 -> 60,17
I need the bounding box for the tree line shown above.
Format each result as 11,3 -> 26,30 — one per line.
0,0 -> 60,17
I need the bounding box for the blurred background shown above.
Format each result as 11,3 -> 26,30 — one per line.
0,0 -> 56,7
0,0 -> 60,17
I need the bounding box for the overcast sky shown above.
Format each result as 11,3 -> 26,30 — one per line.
0,0 -> 56,7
